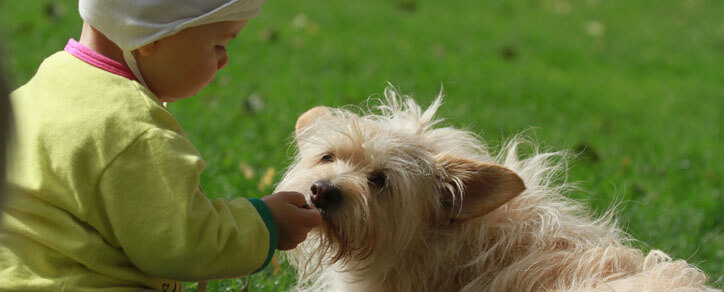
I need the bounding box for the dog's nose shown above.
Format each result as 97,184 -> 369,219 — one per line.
310,180 -> 342,209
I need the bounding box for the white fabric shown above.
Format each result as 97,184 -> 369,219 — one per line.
79,0 -> 264,51
79,0 -> 264,86
122,50 -> 148,87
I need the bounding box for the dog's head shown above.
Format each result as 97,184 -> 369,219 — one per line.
278,88 -> 526,273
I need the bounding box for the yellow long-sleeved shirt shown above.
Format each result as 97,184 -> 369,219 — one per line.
0,51 -> 277,291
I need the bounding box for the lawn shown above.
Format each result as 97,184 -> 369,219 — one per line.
1,0 -> 722,290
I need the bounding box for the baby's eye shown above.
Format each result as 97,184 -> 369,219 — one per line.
320,154 -> 335,163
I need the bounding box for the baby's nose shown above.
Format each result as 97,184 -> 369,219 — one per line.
310,180 -> 342,209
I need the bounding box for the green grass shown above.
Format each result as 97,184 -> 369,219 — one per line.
2,0 -> 722,290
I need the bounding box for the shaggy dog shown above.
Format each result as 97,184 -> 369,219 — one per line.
277,86 -> 718,292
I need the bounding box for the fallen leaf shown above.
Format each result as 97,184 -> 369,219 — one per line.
239,161 -> 255,179
244,93 -> 265,114
259,27 -> 279,43
272,253 -> 280,275
585,21 -> 605,37
291,13 -> 309,30
258,167 -> 276,191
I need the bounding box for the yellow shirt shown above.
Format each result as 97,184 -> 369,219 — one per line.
0,51 -> 276,291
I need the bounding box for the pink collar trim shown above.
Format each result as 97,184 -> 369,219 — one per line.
64,39 -> 138,81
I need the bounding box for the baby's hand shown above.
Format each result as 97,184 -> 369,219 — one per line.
262,191 -> 322,250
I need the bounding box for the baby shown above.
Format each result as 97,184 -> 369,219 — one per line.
0,0 -> 321,291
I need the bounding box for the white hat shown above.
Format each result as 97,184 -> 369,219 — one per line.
79,0 -> 265,87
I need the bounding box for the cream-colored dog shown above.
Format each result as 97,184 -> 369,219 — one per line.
278,86 -> 718,292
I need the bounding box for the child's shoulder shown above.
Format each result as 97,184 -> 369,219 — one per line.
12,50 -> 185,162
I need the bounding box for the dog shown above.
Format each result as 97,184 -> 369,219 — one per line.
277,86 -> 718,292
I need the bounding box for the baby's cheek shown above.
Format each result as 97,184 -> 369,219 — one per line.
181,62 -> 217,96
197,61 -> 219,84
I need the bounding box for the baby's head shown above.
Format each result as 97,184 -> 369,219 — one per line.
130,20 -> 247,101
79,0 -> 265,101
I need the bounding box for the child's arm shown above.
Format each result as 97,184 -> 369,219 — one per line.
91,127 -> 279,280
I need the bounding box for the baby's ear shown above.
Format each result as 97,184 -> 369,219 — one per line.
295,106 -> 331,138
436,155 -> 526,222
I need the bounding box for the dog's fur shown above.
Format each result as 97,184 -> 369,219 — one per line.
278,86 -> 718,292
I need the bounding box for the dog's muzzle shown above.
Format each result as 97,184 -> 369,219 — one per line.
310,180 -> 342,210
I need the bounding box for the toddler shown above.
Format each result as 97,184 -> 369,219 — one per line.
0,0 -> 321,291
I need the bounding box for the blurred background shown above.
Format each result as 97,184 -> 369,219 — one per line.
1,0 -> 722,290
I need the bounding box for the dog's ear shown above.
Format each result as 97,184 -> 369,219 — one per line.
296,106 -> 332,137
436,155 -> 526,221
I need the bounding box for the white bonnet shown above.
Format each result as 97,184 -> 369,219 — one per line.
79,0 -> 265,51
78,0 -> 265,87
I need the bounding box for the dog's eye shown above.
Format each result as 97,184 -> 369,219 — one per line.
368,171 -> 387,189
321,154 -> 335,163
